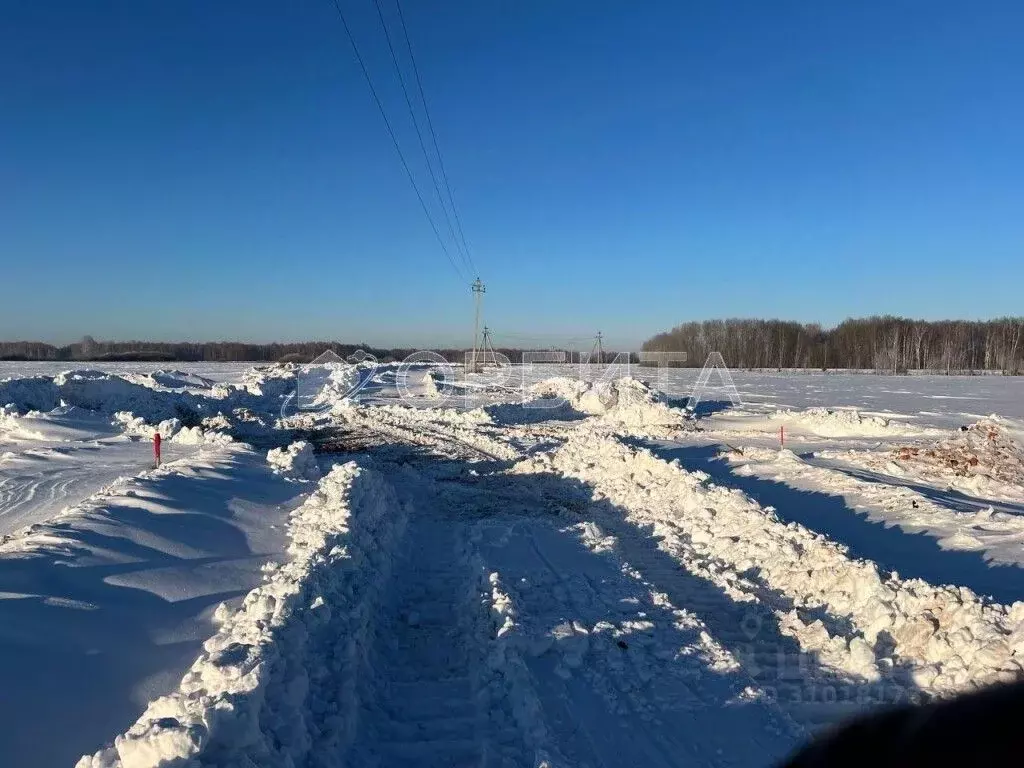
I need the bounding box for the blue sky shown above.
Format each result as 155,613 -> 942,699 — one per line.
2,1 -> 1022,349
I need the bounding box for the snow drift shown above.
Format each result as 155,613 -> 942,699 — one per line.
77,462 -> 407,768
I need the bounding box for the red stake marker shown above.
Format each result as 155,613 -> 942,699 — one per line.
154,432 -> 162,466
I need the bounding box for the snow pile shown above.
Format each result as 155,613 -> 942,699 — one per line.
113,411 -> 233,446
226,408 -> 279,442
767,407 -> 935,438
420,370 -> 441,399
0,405 -> 50,441
77,462 -> 406,768
126,369 -> 215,391
316,364 -> 364,404
0,405 -> 123,444
55,370 -> 201,422
266,440 -> 321,481
112,413 -> 182,439
481,399 -> 582,425
0,375 -> 59,413
889,418 -> 1024,493
174,426 -> 233,446
213,364 -> 296,400
512,432 -> 1024,697
530,376 -> 686,430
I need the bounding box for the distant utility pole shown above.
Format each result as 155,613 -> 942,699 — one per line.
590,331 -> 604,365
481,325 -> 495,367
470,277 -> 486,373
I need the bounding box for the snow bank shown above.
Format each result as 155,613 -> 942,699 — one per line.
0,443 -> 308,766
213,365 -> 296,400
513,432 -> 1024,697
55,370 -> 201,422
77,462 -> 406,768
126,369 -> 215,391
530,376 -> 686,431
0,375 -> 59,413
767,407 -> 938,438
267,440 -> 321,481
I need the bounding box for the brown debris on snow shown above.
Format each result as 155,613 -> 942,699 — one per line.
891,420 -> 1024,486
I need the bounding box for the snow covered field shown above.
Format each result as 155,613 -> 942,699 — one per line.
1,361 -> 1023,766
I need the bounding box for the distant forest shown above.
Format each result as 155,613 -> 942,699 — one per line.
642,317 -> 1024,374
4,317 -> 1024,373
0,337 -> 598,365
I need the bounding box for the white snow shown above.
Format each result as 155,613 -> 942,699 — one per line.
77,462 -> 404,768
266,440 -> 322,481
727,445 -> 1024,572
0,440 -> 310,766
0,361 -> 1020,766
530,376 -> 687,431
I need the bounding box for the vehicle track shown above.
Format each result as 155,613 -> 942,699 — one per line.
343,503 -> 529,767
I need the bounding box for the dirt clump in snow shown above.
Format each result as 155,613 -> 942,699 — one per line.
891,419 -> 1024,490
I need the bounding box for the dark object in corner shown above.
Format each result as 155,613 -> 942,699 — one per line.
779,681 -> 1024,768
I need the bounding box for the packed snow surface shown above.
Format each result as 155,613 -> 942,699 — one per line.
0,361 -> 1021,766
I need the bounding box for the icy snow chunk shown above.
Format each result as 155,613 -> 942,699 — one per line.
267,441 -> 321,481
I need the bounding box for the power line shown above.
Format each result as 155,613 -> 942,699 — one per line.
394,0 -> 478,277
327,0 -> 469,283
370,0 -> 475,280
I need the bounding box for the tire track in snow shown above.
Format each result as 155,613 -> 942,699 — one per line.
475,518 -> 801,767
344,513 -> 527,767
331,406 -> 515,463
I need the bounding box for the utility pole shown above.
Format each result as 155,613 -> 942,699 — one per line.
470,277 -> 485,373
481,325 -> 494,367
591,331 -> 604,365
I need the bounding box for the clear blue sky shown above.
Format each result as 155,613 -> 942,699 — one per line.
2,1 -> 1022,349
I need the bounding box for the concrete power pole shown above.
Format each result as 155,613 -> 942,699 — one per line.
470,277 -> 486,373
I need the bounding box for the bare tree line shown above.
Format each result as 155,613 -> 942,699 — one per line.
0,337 -> 627,365
642,317 -> 1024,374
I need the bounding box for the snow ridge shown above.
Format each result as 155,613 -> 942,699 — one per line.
77,461 -> 407,768
513,433 -> 1024,701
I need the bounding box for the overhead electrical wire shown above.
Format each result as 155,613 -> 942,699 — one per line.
393,0 -> 478,278
327,0 -> 469,283
370,0 -> 475,281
